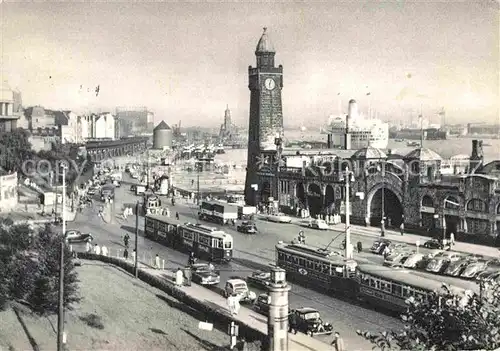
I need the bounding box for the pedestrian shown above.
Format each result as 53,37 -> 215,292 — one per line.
176,212 -> 179,220
85,241 -> 92,253
123,208 -> 128,219
331,332 -> 345,351
383,245 -> 390,259
233,293 -> 240,315
175,268 -> 184,286
289,312 -> 298,334
450,232 -> 455,248
101,245 -> 108,257
356,241 -> 362,253
183,266 -> 192,286
208,262 -> 215,272
188,252 -> 197,266
94,244 -> 101,255
132,249 -> 136,263
155,254 -> 160,269
380,219 -> 386,237
124,233 -> 130,248
400,222 -> 404,236
123,248 -> 129,260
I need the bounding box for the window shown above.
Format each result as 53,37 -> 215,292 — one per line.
183,230 -> 194,240
467,199 -> 487,212
278,252 -> 285,261
370,278 -> 377,288
391,284 -> 402,296
445,196 -> 460,210
421,195 -> 434,207
199,235 -> 210,246
380,281 -> 392,293
299,258 -> 305,267
224,239 -> 232,249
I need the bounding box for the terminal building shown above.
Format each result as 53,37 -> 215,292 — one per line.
244,29 -> 500,244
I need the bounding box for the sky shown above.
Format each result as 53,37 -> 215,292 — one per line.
0,1 -> 498,128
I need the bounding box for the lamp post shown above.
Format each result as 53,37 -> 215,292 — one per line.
274,133 -> 283,207
342,167 -> 355,259
61,163 -> 68,236
267,267 -> 290,351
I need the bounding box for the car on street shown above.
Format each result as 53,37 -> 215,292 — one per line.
425,251 -> 463,274
383,251 -> 414,268
415,250 -> 444,270
223,278 -> 257,303
246,271 -> 271,289
307,219 -> 329,230
461,259 -> 500,279
87,187 -> 97,196
476,270 -> 500,282
265,214 -> 292,223
423,239 -> 449,250
444,255 -> 482,277
370,239 -> 392,254
64,230 -> 93,243
401,253 -> 425,269
288,308 -> 333,337
253,293 -> 270,315
236,221 -> 257,234
190,263 -> 220,286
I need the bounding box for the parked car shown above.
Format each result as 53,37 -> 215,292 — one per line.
370,239 -> 392,255
237,221 -> 257,234
308,219 -> 329,230
289,308 -> 333,337
64,230 -> 93,243
416,250 -> 445,270
425,252 -> 462,273
383,251 -> 413,268
462,259 -> 500,279
190,263 -> 220,286
401,253 -> 425,269
223,279 -> 257,303
423,239 -> 449,250
266,214 -> 292,223
253,293 -> 270,315
246,271 -> 271,289
87,187 -> 97,196
444,257 -> 477,277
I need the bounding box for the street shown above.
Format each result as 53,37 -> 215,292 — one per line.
68,165 -> 402,347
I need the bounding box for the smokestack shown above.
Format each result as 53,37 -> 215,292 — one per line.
348,99 -> 359,120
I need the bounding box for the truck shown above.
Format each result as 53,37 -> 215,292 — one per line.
199,200 -> 238,225
237,205 -> 257,220
100,184 -> 115,201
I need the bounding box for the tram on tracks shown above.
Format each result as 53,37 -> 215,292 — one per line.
145,214 -> 233,262
276,242 -> 479,313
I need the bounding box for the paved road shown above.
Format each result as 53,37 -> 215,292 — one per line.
68,170 -> 401,348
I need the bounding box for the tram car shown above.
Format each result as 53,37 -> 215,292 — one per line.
275,242 -> 358,295
145,214 -> 234,263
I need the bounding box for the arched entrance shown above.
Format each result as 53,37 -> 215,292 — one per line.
444,196 -> 460,235
307,183 -> 323,218
420,195 -> 435,231
295,182 -> 306,208
325,185 -> 335,215
260,181 -> 271,202
369,187 -> 404,227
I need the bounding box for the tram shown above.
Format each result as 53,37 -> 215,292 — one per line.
355,264 -> 478,313
275,242 -> 357,295
145,214 -> 233,262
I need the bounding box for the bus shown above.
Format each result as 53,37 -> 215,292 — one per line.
199,200 -> 238,224
275,242 -> 358,295
144,215 -> 233,262
355,264 -> 478,313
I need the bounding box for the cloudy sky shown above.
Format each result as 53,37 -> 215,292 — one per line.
1,1 -> 498,127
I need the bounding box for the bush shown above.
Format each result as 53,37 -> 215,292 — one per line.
79,313 -> 105,330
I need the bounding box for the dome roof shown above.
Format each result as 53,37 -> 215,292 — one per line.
255,27 -> 275,53
352,146 -> 387,159
404,147 -> 442,161
154,120 -> 171,131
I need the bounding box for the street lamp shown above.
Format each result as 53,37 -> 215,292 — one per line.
341,166 -> 355,259
377,164 -> 386,237
61,163 -> 68,236
274,133 -> 283,205
267,267 -> 290,351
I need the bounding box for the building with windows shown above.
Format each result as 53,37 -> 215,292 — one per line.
0,83 -> 21,133
116,107 -> 153,136
0,170 -> 18,212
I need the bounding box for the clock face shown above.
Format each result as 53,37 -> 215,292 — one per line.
264,78 -> 276,90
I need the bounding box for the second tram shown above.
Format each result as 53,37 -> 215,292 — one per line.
145,214 -> 233,262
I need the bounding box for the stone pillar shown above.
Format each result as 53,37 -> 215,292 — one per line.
267,268 -> 290,351
0,103 -> 4,116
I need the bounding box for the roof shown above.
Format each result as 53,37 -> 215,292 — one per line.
295,307 -> 319,313
352,146 -> 387,159
154,120 -> 171,131
403,147 -> 443,161
255,27 -> 275,53
282,148 -> 357,159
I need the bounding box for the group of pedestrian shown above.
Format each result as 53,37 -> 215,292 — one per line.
123,206 -> 134,219
86,243 -> 109,257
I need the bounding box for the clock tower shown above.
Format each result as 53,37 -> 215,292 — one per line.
245,28 -> 284,206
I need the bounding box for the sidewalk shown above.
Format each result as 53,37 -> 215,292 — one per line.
141,267 -> 336,351
284,216 -> 500,258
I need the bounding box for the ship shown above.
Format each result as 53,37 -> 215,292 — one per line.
324,100 -> 389,149
389,128 -> 447,140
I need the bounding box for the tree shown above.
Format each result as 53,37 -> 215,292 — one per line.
358,283 -> 500,351
0,129 -> 33,172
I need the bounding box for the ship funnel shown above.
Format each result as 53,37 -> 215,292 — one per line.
348,99 -> 359,120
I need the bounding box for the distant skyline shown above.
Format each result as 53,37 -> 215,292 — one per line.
1,1 -> 498,127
